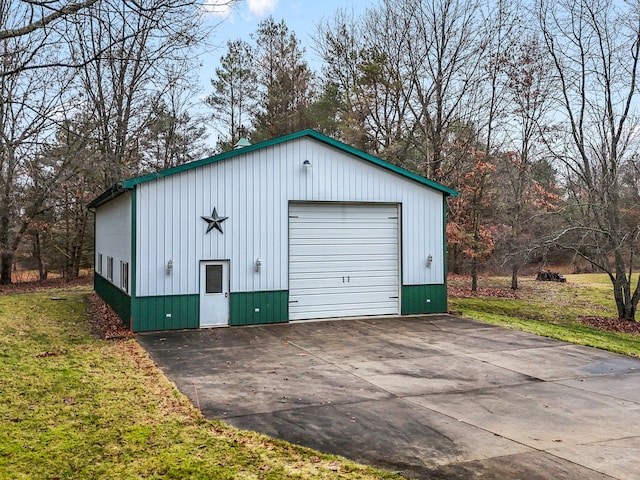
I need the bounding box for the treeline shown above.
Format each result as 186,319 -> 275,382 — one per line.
0,0 -> 214,284
207,0 -> 640,319
2,0 -> 640,319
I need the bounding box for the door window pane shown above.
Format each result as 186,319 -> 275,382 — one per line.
206,265 -> 223,293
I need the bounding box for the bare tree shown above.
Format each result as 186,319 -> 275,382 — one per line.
0,2 -> 75,284
71,0 -> 207,187
402,0 -> 487,181
539,0 -> 640,320
141,70 -> 210,170
0,0 -> 97,76
0,1 -> 240,75
498,35 -> 557,289
0,0 -> 229,283
350,0 -> 417,165
0,1 -> 97,41
28,119 -> 100,279
315,0 -> 484,173
464,0 -> 520,290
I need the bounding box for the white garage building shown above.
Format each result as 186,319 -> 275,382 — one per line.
88,130 -> 457,332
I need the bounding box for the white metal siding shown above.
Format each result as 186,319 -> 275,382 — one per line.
95,192 -> 131,289
135,137 -> 444,297
289,203 -> 399,320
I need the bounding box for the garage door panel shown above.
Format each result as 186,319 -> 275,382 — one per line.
290,288 -> 397,301
290,302 -> 398,318
290,235 -> 397,244
290,225 -> 397,233
290,277 -> 399,292
289,203 -> 400,321
290,226 -> 397,236
290,271 -> 399,282
290,261 -> 398,276
290,245 -> 397,257
289,209 -> 397,220
292,237 -> 397,247
290,228 -> 398,238
290,254 -> 398,266
290,296 -> 398,309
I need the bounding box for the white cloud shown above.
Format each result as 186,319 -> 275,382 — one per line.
202,0 -> 235,17
247,0 -> 278,17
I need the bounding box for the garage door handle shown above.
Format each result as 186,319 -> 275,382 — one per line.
348,276 -> 350,282
342,276 -> 344,283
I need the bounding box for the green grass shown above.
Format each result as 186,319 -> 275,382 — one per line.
449,274 -> 640,358
0,287 -> 400,480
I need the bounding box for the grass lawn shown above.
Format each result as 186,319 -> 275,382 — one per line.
449,273 -> 640,358
0,286 -> 400,480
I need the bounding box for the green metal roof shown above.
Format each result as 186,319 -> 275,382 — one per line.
89,129 -> 458,209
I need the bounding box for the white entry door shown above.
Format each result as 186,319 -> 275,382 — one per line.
199,261 -> 229,327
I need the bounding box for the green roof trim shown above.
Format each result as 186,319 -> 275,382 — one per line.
89,129 -> 458,208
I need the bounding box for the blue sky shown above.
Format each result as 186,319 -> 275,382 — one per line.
200,0 -> 368,77
196,0 -> 369,146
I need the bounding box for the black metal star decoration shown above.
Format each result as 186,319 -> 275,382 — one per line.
201,207 -> 228,234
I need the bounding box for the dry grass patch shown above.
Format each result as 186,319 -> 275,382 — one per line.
448,274 -> 640,358
0,287 -> 400,480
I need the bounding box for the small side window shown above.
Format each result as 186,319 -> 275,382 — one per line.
120,261 -> 129,293
107,257 -> 113,281
97,253 -> 102,274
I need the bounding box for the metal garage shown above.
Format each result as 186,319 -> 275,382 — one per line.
90,129 -> 456,332
288,202 -> 400,320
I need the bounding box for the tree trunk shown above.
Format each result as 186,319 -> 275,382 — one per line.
611,271 -> 640,321
511,264 -> 519,290
471,257 -> 478,291
448,246 -> 462,274
33,232 -> 47,280
69,209 -> 89,278
0,252 -> 11,285
0,191 -> 11,284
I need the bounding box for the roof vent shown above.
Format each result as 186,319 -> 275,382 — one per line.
234,138 -> 252,149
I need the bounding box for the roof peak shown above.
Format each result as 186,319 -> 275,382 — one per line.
89,129 -> 458,209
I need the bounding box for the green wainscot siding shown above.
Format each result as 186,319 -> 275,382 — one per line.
94,273 -> 132,329
402,284 -> 448,314
134,295 -> 199,332
229,291 -> 288,326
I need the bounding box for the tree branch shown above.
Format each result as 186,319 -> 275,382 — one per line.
0,1 -> 99,41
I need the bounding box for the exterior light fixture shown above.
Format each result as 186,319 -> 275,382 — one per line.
302,159 -> 312,168
426,255 -> 433,268
166,259 -> 173,275
255,258 -> 262,272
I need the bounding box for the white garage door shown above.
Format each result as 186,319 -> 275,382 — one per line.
289,203 -> 400,320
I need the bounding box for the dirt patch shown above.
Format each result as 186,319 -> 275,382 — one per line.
577,316 -> 640,334
0,276 -> 91,293
85,293 -> 134,340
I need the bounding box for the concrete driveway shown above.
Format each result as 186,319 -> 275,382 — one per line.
137,315 -> 640,479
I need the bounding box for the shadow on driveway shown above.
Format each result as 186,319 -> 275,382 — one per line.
137,315 -> 640,479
